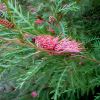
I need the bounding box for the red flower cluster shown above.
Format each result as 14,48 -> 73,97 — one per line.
32,35 -> 83,55
55,38 -> 82,53
0,18 -> 14,28
34,35 -> 58,50
34,19 -> 44,25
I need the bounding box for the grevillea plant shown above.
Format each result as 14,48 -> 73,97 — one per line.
32,35 -> 83,55
0,0 -> 100,100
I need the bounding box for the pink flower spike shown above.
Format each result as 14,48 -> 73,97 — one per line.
35,19 -> 44,25
31,91 -> 38,97
54,38 -> 82,53
34,35 -> 59,50
32,35 -> 83,55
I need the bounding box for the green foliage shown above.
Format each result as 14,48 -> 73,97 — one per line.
0,0 -> 100,100
95,93 -> 100,100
